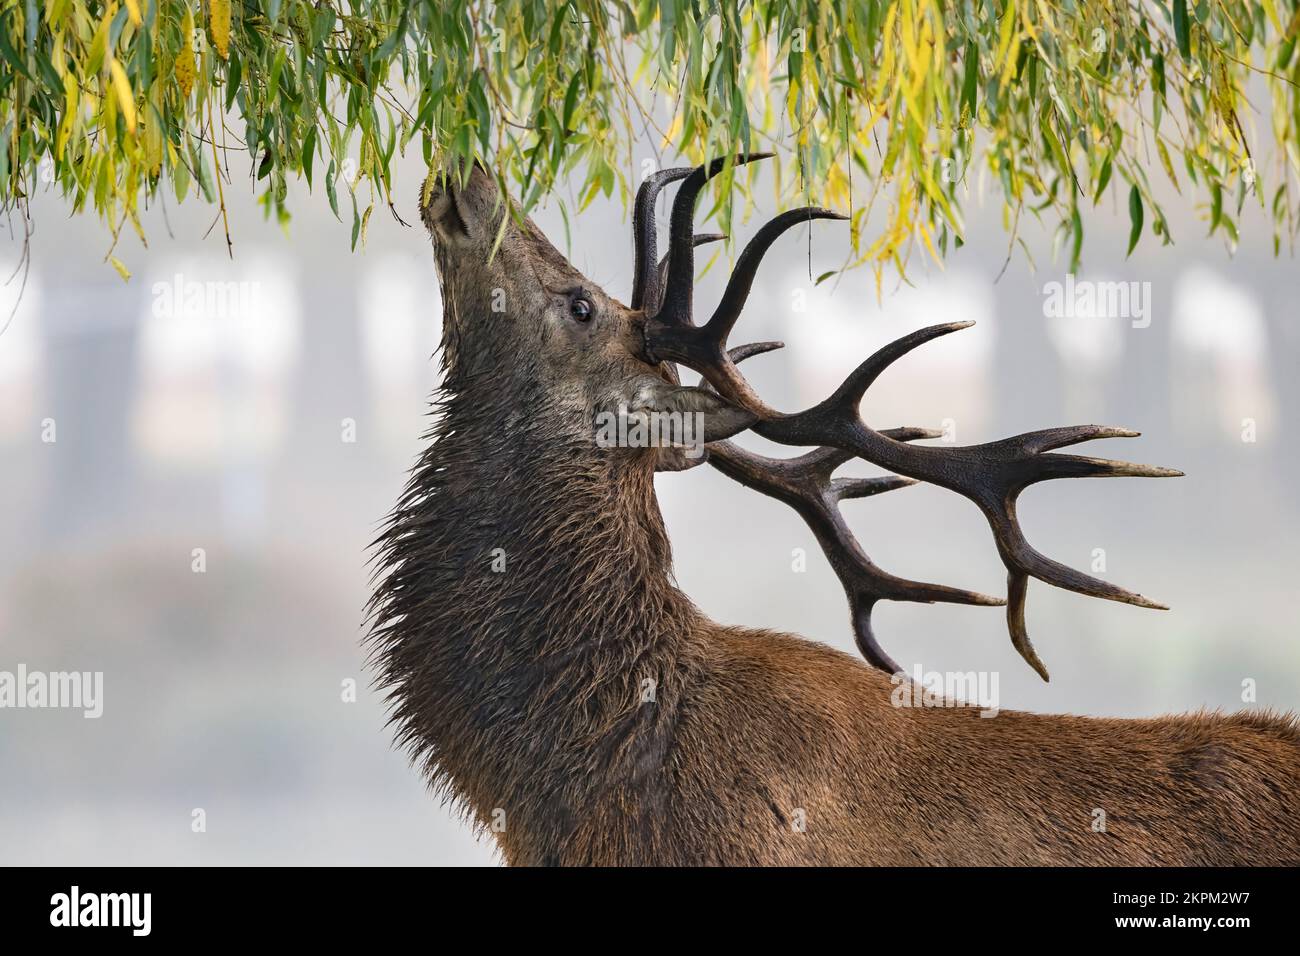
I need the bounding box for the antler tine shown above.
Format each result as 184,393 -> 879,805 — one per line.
760,322 -> 974,448
646,201 -> 843,420
705,207 -> 848,343
727,340 -> 784,363
722,339 -> 941,477
734,323 -> 1182,680
631,167 -> 694,311
655,152 -> 774,329
1004,571 -> 1046,680
648,232 -> 726,316
851,602 -> 902,674
879,425 -> 945,443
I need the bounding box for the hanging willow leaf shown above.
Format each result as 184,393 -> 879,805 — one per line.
1094,153 -> 1113,203
1127,184 -> 1144,257
326,160 -> 340,220
109,60 -> 137,136
210,0 -> 231,61
1156,139 -> 1180,191
1174,1 -> 1192,60
176,7 -> 196,98
960,41 -> 978,120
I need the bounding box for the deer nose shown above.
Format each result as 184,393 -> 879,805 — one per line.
421,158 -> 493,237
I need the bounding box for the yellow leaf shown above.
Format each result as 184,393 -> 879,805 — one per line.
210,0 -> 231,61
918,221 -> 943,267
660,111 -> 683,150
900,1 -> 920,77
360,204 -> 374,247
1261,0 -> 1283,33
872,4 -> 898,102
56,71 -> 77,159
999,31 -> 1022,90
45,0 -> 72,28
87,8 -> 111,75
129,208 -> 147,244
109,256 -> 131,281
1155,138 -> 1179,191
176,9 -> 196,99
421,168 -> 437,209
144,87 -> 163,177
123,0 -> 141,27
51,23 -> 68,76
101,80 -> 118,144
110,60 -> 137,135
995,1 -> 1017,73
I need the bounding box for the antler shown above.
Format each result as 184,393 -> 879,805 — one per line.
642,153 -> 851,417
631,167 -> 693,313
638,156 -> 1183,680
708,344 -> 1004,673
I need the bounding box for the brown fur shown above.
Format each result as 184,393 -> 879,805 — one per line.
366,165 -> 1300,866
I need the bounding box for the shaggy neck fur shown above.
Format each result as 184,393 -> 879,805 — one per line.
368,331 -> 702,862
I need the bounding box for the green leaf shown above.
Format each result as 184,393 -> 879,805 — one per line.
1173,1 -> 1191,59
303,127 -> 317,188
1126,185 -> 1144,257
563,71 -> 582,130
378,7 -> 410,59
326,159 -> 340,220
960,42 -> 978,119
0,15 -> 33,80
0,120 -> 11,186
1069,206 -> 1083,272
1094,154 -> 1113,204
226,54 -> 243,113
196,149 -> 216,203
172,156 -> 191,204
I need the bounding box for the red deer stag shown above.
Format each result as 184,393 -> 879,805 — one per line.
367,156 -> 1300,866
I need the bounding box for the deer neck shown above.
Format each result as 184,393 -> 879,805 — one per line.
370,380 -> 700,838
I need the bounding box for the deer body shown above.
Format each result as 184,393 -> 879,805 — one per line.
368,162 -> 1300,866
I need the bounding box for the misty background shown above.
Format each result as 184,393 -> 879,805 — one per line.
1,116 -> 1297,864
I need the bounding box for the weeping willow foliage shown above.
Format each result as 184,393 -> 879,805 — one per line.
1,1 -> 1297,282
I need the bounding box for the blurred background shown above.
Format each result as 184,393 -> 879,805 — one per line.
1,125 -> 1296,864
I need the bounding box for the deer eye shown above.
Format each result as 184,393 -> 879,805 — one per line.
569,295 -> 593,322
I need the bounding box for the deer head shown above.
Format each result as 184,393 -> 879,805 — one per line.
419,160 -> 756,464
418,155 -> 1182,682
